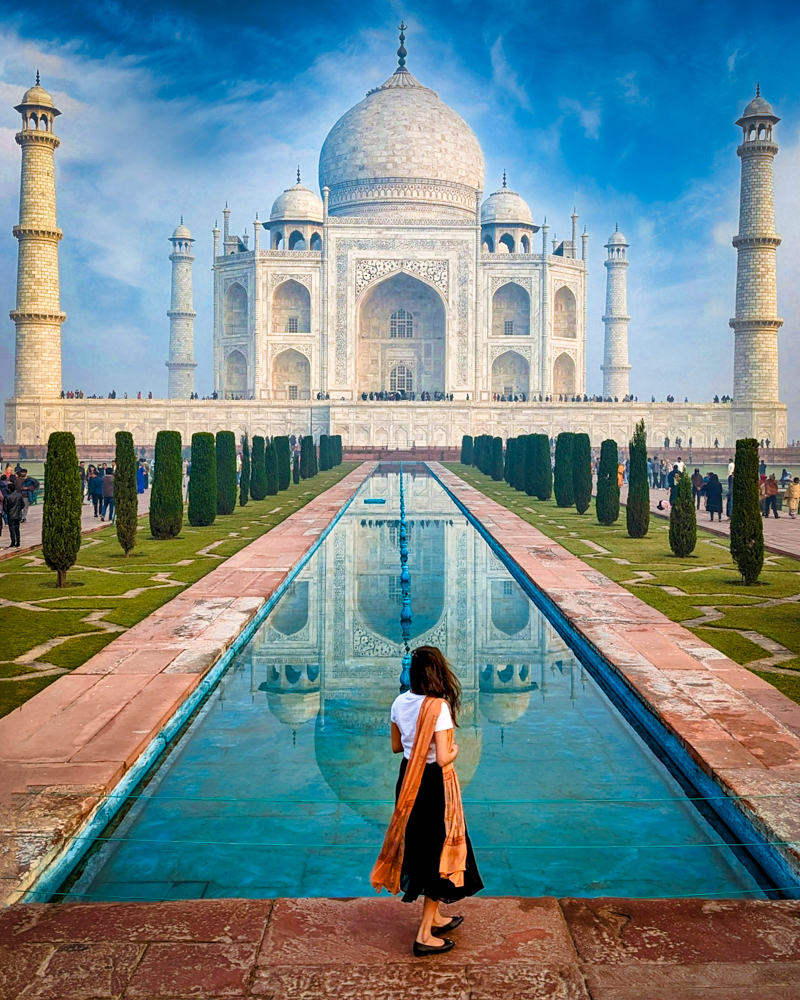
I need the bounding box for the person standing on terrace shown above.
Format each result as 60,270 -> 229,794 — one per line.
372,646 -> 483,956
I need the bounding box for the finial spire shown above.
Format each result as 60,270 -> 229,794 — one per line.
35,70 -> 40,86
397,21 -> 407,69
180,215 -> 183,225
615,222 -> 619,232
296,165 -> 301,184
756,82 -> 760,97
502,169 -> 507,188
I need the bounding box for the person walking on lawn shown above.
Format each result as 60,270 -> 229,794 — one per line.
3,481 -> 25,548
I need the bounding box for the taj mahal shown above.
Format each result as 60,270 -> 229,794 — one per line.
4,29 -> 788,449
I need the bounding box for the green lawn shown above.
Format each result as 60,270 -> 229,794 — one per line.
444,464 -> 800,705
0,465 -> 359,718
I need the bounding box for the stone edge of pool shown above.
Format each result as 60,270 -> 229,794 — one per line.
430,462 -> 800,895
0,463 -> 377,907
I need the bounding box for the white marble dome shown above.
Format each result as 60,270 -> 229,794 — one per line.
481,179 -> 533,225
606,227 -> 628,246
171,220 -> 192,240
319,65 -> 485,219
270,179 -> 323,223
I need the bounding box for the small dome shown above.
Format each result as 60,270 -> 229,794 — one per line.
20,83 -> 55,109
481,178 -> 533,225
606,228 -> 628,246
270,180 -> 323,223
171,220 -> 192,239
742,95 -> 775,118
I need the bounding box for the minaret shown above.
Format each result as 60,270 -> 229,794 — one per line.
730,87 -> 782,403
166,219 -> 197,398
602,226 -> 631,398
11,74 -> 65,398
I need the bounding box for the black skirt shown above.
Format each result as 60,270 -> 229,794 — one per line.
395,757 -> 484,904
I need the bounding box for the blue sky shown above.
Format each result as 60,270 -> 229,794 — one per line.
1,0 -> 799,435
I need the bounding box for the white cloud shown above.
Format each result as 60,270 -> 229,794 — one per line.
559,96 -> 602,139
727,49 -> 738,73
617,72 -> 648,105
489,36 -> 532,111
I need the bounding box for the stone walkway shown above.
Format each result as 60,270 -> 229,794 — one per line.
620,484 -> 800,560
0,492 -> 152,561
1,895 -> 799,998
0,465 -> 375,905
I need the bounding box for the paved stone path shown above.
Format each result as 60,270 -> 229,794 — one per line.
0,465 -> 376,905
0,491 -> 152,560
620,483 -> 800,560
1,895 -> 799,998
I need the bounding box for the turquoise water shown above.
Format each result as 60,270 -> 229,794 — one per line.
66,467 -> 770,901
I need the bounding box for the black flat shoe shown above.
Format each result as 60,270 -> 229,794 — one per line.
413,937 -> 455,957
432,916 -> 464,936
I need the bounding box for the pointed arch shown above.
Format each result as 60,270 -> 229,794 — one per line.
272,348 -> 310,399
492,281 -> 530,337
288,230 -> 306,250
491,350 -> 530,397
554,285 -> 577,338
310,232 -> 322,251
498,233 -> 515,253
272,279 -> 311,333
224,282 -> 248,339
553,352 -> 576,395
224,349 -> 248,397
482,233 -> 494,253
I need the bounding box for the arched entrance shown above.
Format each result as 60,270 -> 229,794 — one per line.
492,281 -> 530,337
272,349 -> 311,400
554,286 -> 577,338
491,350 -> 529,398
224,283 -> 248,338
224,350 -> 248,398
272,279 -> 310,333
357,271 -> 445,395
553,352 -> 576,395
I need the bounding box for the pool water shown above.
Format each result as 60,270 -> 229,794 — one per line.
66,467 -> 769,902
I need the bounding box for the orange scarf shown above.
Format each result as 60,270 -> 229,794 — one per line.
371,696 -> 467,895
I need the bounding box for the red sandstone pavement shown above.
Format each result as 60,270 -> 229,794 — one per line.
0,465 -> 376,905
619,483 -> 800,560
0,895 -> 799,998
431,464 -> 800,883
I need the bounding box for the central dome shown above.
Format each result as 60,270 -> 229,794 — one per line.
319,57 -> 485,220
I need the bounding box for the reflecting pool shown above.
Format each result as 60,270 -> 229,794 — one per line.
66,467 -> 769,901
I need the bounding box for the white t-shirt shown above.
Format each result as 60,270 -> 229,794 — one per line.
390,691 -> 453,763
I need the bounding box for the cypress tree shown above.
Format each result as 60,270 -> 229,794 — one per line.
490,437 -> 504,481
554,432 -> 575,507
188,432 -> 217,527
265,439 -> 279,495
292,452 -> 301,484
626,419 -> 650,538
532,434 -> 553,501
310,437 -> 318,477
335,435 -> 343,465
524,435 -> 537,496
504,438 -> 515,484
317,433 -> 327,472
300,436 -> 311,479
572,432 -> 592,514
461,435 -> 474,465
216,431 -> 237,515
42,431 -> 81,587
513,435 -> 526,491
239,434 -> 250,506
250,435 -> 267,500
275,436 -> 291,490
150,430 -> 183,539
114,430 -> 137,556
730,438 -> 764,584
596,439 -> 620,525
669,471 -> 697,557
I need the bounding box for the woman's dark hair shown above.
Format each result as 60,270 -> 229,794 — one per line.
409,646 -> 461,725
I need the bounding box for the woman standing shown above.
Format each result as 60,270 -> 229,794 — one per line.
703,472 -> 724,522
371,647 -> 483,956
785,477 -> 800,519
87,466 -> 102,517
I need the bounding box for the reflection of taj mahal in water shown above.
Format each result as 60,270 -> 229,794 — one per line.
232,471 -> 582,812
